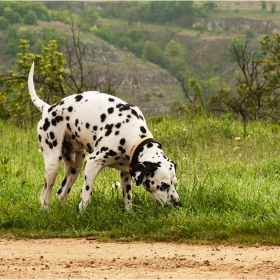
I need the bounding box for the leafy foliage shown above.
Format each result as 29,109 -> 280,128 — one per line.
0,40 -> 65,126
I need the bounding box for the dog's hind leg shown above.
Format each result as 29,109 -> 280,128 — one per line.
56,150 -> 85,202
120,171 -> 133,211
40,151 -> 62,209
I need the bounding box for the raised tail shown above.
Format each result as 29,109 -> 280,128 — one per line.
28,62 -> 49,113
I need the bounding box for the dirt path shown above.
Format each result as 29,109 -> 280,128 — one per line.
0,238 -> 279,279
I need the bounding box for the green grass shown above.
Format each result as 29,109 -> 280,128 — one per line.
1,114 -> 280,244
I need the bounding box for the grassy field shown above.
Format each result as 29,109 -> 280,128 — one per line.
1,114 -> 280,245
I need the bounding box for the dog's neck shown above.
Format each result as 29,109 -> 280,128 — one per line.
129,137 -> 160,177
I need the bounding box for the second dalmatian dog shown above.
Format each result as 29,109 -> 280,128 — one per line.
28,62 -> 180,211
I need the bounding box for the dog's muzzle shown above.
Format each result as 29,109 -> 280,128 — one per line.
171,197 -> 181,206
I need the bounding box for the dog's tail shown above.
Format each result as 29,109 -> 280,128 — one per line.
28,62 -> 49,113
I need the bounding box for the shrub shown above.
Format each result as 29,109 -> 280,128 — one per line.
0,17 -> 8,30
3,7 -> 21,24
23,10 -> 37,25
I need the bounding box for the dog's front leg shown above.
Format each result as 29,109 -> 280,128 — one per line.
120,171 -> 133,211
79,155 -> 103,211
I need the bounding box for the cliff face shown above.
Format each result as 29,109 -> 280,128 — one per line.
82,38 -> 181,116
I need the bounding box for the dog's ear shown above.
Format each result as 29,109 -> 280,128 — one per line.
134,163 -> 145,172
135,162 -> 160,186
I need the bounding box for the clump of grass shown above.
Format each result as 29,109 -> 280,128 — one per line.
1,115 -> 280,244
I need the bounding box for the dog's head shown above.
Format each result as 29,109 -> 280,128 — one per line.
133,157 -> 180,206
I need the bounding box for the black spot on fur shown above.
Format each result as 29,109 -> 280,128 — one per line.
50,131 -> 55,140
68,106 -> 73,112
55,115 -> 63,123
108,97 -> 115,102
51,119 -> 57,126
131,109 -> 139,119
118,146 -> 126,154
38,135 -> 42,142
86,185 -> 90,191
62,177 -> 67,187
100,146 -> 109,152
52,111 -> 57,117
53,139 -> 57,147
100,113 -> 106,122
86,123 -> 90,129
43,118 -> 50,131
106,149 -> 117,157
147,143 -> 153,148
105,123 -> 114,136
120,138 -> 125,145
140,126 -> 147,134
75,94 -> 83,102
115,123 -> 121,129
71,168 -> 76,174
126,184 -> 131,193
95,136 -> 103,147
75,119 -> 79,127
108,107 -> 114,114
87,143 -> 92,153
93,126 -> 98,131
117,103 -> 133,112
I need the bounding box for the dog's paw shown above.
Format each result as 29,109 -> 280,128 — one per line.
79,200 -> 87,212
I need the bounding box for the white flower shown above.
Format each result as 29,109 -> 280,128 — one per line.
235,137 -> 241,141
112,182 -> 121,189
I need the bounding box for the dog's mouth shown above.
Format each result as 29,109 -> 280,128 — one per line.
155,197 -> 182,207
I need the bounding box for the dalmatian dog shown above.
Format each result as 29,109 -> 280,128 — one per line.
28,62 -> 180,211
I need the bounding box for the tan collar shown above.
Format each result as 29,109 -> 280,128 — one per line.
129,137 -> 156,175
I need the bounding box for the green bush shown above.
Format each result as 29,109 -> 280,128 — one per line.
0,17 -> 9,30
3,7 -> 21,24
23,10 -> 37,25
142,41 -> 166,67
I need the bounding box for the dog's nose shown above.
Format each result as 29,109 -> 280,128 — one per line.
172,197 -> 181,206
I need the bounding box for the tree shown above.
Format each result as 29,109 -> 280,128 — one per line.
23,10 -> 37,25
227,36 -> 244,61
142,41 -> 166,67
3,7 -> 21,24
63,21 -> 124,95
210,41 -> 280,136
93,24 -> 114,43
271,3 -> 276,13
5,26 -> 20,56
0,17 -> 9,30
164,39 -> 187,77
0,39 -> 65,126
0,22 -> 125,125
176,77 -> 205,114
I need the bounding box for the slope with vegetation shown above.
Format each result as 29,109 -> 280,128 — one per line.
1,1 -> 280,125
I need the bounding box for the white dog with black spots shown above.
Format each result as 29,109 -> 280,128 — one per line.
28,62 -> 180,211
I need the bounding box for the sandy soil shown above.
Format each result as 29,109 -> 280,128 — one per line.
0,238 -> 279,279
